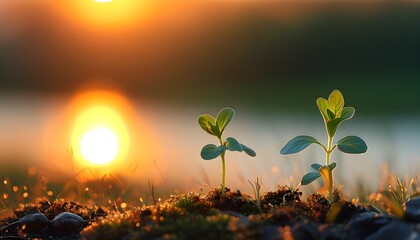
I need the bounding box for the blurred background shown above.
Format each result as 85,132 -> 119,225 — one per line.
1,0 -> 420,204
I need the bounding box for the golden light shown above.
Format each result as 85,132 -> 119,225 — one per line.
67,89 -> 134,169
43,88 -> 158,176
71,103 -> 129,166
56,0 -> 156,28
80,127 -> 118,164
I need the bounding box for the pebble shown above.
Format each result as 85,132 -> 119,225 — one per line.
366,221 -> 412,240
50,212 -> 84,236
405,197 -> 420,222
19,212 -> 49,234
347,212 -> 393,240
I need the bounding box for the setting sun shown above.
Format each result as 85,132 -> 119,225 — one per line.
65,89 -> 136,168
80,127 -> 118,164
71,105 -> 129,166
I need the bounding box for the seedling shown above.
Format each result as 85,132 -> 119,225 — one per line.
198,107 -> 256,197
280,90 -> 367,202
248,178 -> 263,213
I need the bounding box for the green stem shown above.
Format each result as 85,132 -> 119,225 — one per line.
326,136 -> 332,165
218,138 -> 226,197
221,152 -> 226,197
326,135 -> 334,202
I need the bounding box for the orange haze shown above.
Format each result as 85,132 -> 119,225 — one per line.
43,87 -> 158,180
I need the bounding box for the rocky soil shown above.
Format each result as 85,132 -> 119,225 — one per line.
1,187 -> 420,240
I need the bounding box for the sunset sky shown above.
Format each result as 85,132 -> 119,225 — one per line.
1,0 -> 420,196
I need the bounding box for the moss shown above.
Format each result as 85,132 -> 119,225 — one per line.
205,188 -> 258,215
307,193 -> 331,222
1,190 -> 366,239
83,202 -> 237,239
167,193 -> 216,216
261,186 -> 302,211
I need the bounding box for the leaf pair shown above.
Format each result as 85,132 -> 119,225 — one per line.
301,162 -> 336,185
316,90 -> 344,121
201,137 -> 256,160
280,135 -> 367,155
316,90 -> 355,137
198,107 -> 234,138
225,137 -> 256,157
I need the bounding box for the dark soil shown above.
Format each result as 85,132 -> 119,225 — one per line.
1,186 -> 419,240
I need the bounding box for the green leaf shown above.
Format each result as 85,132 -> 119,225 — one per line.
241,144 -> 256,157
328,90 -> 344,117
210,123 -> 221,138
226,137 -> 243,152
319,166 -> 332,187
326,108 -> 354,138
341,107 -> 355,120
327,109 -> 336,120
198,114 -> 217,136
200,144 -> 225,160
216,107 -> 235,135
326,118 -> 341,138
328,162 -> 337,171
337,136 -> 368,154
280,135 -> 321,155
318,90 -> 352,138
324,91 -> 354,138
311,163 -> 322,171
316,97 -> 330,121
301,172 -> 321,185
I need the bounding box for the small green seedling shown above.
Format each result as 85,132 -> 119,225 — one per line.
198,107 -> 256,197
280,90 -> 367,202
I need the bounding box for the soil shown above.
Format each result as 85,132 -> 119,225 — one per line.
1,186 -> 419,240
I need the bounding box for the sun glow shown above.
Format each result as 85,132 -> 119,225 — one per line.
57,0 -> 154,28
45,88 -> 157,175
67,90 -> 135,167
72,105 -> 129,166
80,127 -> 118,164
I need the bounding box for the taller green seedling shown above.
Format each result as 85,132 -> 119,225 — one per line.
198,107 -> 256,197
280,90 -> 367,202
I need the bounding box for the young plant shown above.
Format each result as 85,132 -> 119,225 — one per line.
198,107 -> 256,197
280,90 -> 367,202
248,178 -> 263,213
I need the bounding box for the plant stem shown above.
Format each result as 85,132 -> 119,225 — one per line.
221,152 -> 226,197
218,137 -> 226,197
326,135 -> 334,202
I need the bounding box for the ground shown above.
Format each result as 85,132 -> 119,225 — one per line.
1,186 -> 419,240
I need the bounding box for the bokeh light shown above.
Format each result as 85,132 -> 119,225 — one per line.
80,127 -> 119,164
